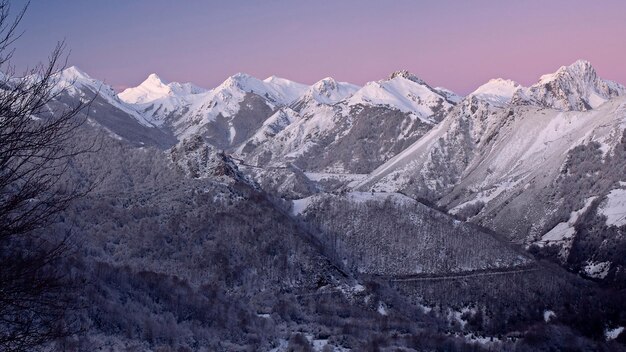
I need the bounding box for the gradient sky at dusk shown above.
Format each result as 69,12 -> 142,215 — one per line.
11,0 -> 626,94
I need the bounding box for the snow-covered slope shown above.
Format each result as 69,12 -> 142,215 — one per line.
206,73 -> 308,107
55,66 -> 156,126
239,71 -> 460,175
513,60 -> 626,111
471,78 -> 522,106
347,70 -> 460,123
50,66 -> 176,147
59,67 -> 461,168
293,191 -> 531,276
294,77 -> 360,106
118,73 -> 206,104
358,85 -> 626,245
120,73 -> 309,146
350,61 -> 626,286
262,75 -> 310,105
599,188 -> 626,227
237,106 -> 302,154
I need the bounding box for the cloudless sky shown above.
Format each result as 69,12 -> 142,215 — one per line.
10,0 -> 626,94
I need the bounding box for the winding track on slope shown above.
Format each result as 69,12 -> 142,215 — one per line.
387,266 -> 538,282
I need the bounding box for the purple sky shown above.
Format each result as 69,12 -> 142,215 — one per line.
11,0 -> 626,94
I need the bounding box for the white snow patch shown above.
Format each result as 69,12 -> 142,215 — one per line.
229,125 -> 236,144
311,338 -> 329,351
377,302 -> 388,316
606,326 -> 624,340
417,303 -> 433,314
587,91 -> 608,109
262,75 -> 309,104
353,284 -> 365,293
291,197 -> 314,215
583,261 -> 611,279
543,310 -> 556,322
539,196 -> 597,244
599,188 -> 626,227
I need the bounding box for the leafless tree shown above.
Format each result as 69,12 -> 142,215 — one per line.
0,1 -> 94,350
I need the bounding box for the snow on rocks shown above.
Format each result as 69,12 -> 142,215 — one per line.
583,261 -> 611,279
347,71 -> 457,124
513,60 -> 626,111
599,188 -> 626,227
470,78 -> 521,106
539,196 -> 597,245
606,326 -> 624,341
543,310 -> 556,323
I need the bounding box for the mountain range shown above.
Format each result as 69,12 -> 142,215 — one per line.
39,59 -> 626,349
54,60 -> 626,280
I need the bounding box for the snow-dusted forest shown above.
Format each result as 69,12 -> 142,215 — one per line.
3,1 -> 626,351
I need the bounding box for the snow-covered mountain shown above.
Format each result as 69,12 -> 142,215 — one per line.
55,66 -> 153,126
118,73 -> 206,104
293,77 -> 360,106
354,61 -> 626,283
27,60 -> 626,349
238,71 -> 460,177
470,78 -> 522,106
53,66 -> 465,171
51,66 -> 176,147
118,73 -> 310,148
347,70 -> 460,123
358,60 -> 626,197
55,62 -> 626,253
513,59 -> 626,111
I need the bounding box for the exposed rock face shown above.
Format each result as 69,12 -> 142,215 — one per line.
513,60 -> 626,111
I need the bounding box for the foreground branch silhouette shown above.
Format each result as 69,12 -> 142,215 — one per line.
0,1 -> 94,350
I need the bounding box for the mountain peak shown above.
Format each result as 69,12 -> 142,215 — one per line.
216,73 -> 308,106
229,72 -> 254,82
318,76 -> 337,83
569,59 -> 594,71
389,70 -> 425,85
538,59 -> 596,85
143,73 -> 167,85
300,77 -> 359,105
60,66 -> 91,80
516,60 -> 625,111
313,77 -> 338,90
221,72 -> 257,90
119,73 -> 176,104
55,65 -> 106,93
471,78 -> 522,106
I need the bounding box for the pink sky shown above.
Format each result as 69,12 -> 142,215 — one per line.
12,0 -> 626,94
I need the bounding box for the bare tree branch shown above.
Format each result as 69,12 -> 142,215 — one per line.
0,1 -> 94,350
